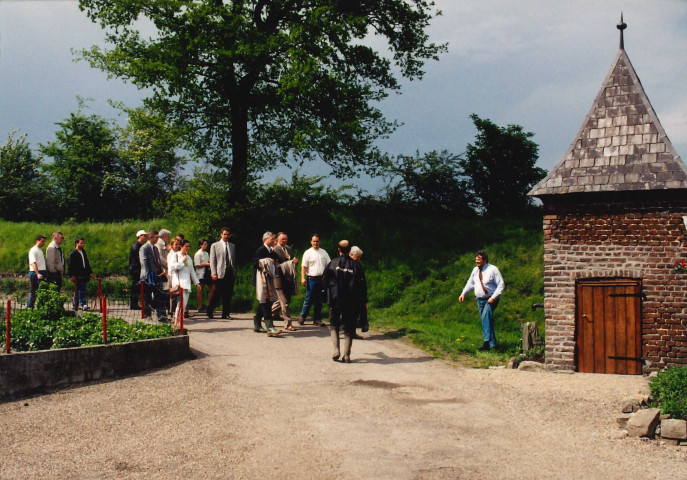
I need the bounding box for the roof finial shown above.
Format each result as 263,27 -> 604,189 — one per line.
617,13 -> 627,50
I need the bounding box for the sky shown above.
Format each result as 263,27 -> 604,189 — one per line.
1,0 -> 686,193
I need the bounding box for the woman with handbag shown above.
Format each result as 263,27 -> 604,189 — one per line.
168,239 -> 200,332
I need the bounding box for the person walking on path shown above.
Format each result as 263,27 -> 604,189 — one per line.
194,239 -> 214,313
299,234 -> 330,326
349,245 -> 368,339
253,232 -> 281,336
129,230 -> 148,310
140,230 -> 168,322
168,239 -> 200,332
45,231 -> 65,290
68,237 -> 95,311
322,240 -> 365,363
458,250 -> 505,351
206,227 -> 236,320
271,232 -> 299,331
28,234 -> 47,308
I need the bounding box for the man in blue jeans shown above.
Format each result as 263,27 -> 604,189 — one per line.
458,250 -> 505,351
298,234 -> 330,326
28,234 -> 47,308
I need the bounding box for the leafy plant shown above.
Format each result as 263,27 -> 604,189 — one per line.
1,283 -> 173,352
649,367 -> 687,420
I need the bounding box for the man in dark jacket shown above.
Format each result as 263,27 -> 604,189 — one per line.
129,230 -> 147,310
322,239 -> 365,363
252,231 -> 281,336
68,237 -> 94,311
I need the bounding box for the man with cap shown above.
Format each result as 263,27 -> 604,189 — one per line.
129,229 -> 148,310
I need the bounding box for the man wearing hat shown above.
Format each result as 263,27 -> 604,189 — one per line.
128,229 -> 148,310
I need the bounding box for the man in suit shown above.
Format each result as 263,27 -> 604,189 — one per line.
139,230 -> 168,322
271,232 -> 299,331
253,231 -> 281,336
68,237 -> 95,311
206,227 -> 236,319
45,231 -> 65,290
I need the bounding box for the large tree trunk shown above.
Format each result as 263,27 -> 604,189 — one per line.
228,101 -> 250,206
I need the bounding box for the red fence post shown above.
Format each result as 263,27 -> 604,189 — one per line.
5,300 -> 10,354
102,297 -> 107,344
140,281 -> 145,319
179,292 -> 184,334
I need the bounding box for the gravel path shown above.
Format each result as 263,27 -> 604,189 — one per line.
1,314 -> 685,479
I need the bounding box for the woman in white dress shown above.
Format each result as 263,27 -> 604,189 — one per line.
168,239 -> 200,331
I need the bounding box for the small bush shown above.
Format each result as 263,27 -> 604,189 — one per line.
649,367 -> 687,420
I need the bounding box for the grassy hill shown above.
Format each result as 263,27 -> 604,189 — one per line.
0,214 -> 544,366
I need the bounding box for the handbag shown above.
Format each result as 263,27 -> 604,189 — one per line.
169,253 -> 182,297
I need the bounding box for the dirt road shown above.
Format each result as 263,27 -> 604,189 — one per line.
1,314 -> 685,479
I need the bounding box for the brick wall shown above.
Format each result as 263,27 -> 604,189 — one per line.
542,195 -> 687,372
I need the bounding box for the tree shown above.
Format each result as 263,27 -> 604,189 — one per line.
386,150 -> 472,213
77,0 -> 445,204
40,103 -> 186,221
117,107 -> 187,218
40,109 -> 125,221
0,131 -> 48,221
459,114 -> 546,217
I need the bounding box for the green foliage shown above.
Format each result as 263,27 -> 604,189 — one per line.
649,367 -> 687,420
77,0 -> 446,203
515,344 -> 546,363
385,150 -> 473,213
0,130 -> 49,221
40,106 -> 124,221
460,114 -> 547,217
0,283 -> 173,352
38,102 -> 186,222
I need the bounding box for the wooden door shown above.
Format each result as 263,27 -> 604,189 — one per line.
576,279 -> 642,374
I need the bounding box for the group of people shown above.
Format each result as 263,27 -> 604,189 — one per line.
252,231 -> 368,362
27,231 -> 94,310
28,225 -> 505,361
128,228 -> 216,331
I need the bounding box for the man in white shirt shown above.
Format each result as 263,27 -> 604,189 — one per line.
459,250 -> 505,351
298,234 -> 330,326
28,234 -> 47,308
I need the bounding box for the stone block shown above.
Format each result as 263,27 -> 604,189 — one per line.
660,419 -> 687,440
621,399 -> 641,413
627,408 -> 661,438
616,413 -> 632,428
517,361 -> 549,372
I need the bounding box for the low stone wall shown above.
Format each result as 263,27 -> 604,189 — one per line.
0,336 -> 191,399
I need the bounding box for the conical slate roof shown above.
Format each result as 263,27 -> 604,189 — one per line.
529,42 -> 687,197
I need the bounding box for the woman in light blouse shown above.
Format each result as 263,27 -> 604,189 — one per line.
194,239 -> 213,313
168,239 -> 200,331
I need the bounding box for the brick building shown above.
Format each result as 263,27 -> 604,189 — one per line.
528,20 -> 687,374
